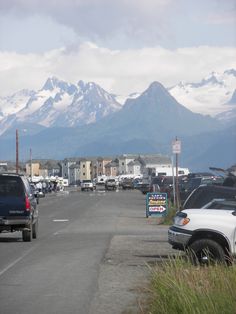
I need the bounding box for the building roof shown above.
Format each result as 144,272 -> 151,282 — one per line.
105,161 -> 119,168
127,159 -> 142,167
139,155 -> 171,165
118,154 -> 139,159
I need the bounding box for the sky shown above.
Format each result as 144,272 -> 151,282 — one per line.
0,0 -> 236,97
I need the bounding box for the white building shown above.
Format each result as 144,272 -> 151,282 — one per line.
118,154 -> 139,174
127,160 -> 142,176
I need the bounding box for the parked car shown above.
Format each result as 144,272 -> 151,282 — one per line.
81,180 -> 94,191
168,201 -> 236,265
183,185 -> 236,209
178,175 -> 223,204
30,183 -> 39,204
0,173 -> 39,242
105,179 -> 117,191
121,178 -> 134,190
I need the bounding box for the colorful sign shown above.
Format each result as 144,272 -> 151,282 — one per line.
146,192 -> 168,217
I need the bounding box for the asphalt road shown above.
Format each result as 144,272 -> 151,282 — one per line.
0,187 -> 176,314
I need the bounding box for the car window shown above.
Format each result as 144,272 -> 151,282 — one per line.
0,176 -> 24,197
22,177 -> 31,195
204,199 -> 236,210
184,186 -> 236,209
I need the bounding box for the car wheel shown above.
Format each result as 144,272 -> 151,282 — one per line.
22,223 -> 32,242
188,239 -> 226,265
32,220 -> 38,239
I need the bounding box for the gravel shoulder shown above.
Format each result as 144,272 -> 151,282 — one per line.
89,215 -> 177,313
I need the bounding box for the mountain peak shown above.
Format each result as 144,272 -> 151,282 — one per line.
42,77 -> 77,94
144,81 -> 167,93
224,69 -> 236,77
42,77 -> 60,91
142,81 -> 170,99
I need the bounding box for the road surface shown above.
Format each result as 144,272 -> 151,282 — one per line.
0,188 -> 176,314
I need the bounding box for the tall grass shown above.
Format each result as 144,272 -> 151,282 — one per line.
147,256 -> 236,314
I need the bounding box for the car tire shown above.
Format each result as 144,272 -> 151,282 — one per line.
22,223 -> 32,242
32,220 -> 38,239
188,238 -> 226,265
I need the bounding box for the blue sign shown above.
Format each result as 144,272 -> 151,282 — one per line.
146,192 -> 168,217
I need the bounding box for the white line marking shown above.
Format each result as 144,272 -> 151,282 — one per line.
53,219 -> 69,222
0,246 -> 36,277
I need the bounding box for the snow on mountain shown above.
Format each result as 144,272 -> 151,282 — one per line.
0,77 -> 122,135
169,69 -> 236,117
115,92 -> 140,105
0,89 -> 35,118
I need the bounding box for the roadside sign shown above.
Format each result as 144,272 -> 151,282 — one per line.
146,192 -> 168,217
172,140 -> 181,154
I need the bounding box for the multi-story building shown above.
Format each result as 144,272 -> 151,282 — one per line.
25,160 -> 41,177
96,157 -> 113,177
105,160 -> 119,177
26,159 -> 62,178
138,155 -> 172,177
80,159 -> 92,181
69,163 -> 80,185
61,158 -> 80,183
118,154 -> 139,175
127,159 -> 142,176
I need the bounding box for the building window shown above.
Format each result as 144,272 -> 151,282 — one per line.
83,165 -> 85,168
83,172 -> 85,176
122,162 -> 124,166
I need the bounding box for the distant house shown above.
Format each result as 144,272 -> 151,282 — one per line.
127,159 -> 142,176
69,163 -> 80,185
118,154 -> 139,175
80,159 -> 93,181
96,157 -> 113,177
26,160 -> 41,177
139,155 -> 172,177
61,158 -> 80,182
105,159 -> 119,177
43,160 -> 61,177
26,159 -> 61,178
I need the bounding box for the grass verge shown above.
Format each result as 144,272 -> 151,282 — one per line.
147,256 -> 236,314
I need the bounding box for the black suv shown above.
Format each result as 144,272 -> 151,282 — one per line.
0,173 -> 38,242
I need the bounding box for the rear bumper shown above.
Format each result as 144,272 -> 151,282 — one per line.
0,218 -> 32,232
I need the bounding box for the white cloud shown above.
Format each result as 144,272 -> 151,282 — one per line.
0,43 -> 235,97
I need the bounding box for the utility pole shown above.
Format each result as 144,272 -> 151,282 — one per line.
16,129 -> 19,174
30,148 -> 33,180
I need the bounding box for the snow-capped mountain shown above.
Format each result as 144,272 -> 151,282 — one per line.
169,69 -> 236,117
0,89 -> 35,118
0,77 -> 122,135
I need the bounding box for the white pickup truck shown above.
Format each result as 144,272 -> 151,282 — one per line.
81,180 -> 94,191
168,199 -> 236,264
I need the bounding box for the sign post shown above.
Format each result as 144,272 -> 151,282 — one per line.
146,192 -> 168,217
172,138 -> 181,208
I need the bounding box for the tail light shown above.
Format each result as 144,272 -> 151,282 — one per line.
25,195 -> 31,211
